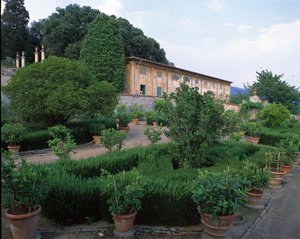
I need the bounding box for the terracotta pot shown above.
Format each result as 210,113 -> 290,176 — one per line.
92,135 -> 100,145
249,136 -> 260,144
246,189 -> 263,205
5,206 -> 41,239
7,145 -> 21,155
152,121 -> 158,127
119,126 -> 130,132
268,169 -> 286,186
131,118 -> 139,125
200,213 -> 235,237
281,165 -> 292,175
112,212 -> 137,232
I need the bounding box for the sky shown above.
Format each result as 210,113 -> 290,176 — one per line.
1,0 -> 300,88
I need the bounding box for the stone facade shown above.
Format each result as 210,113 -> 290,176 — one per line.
124,56 -> 231,100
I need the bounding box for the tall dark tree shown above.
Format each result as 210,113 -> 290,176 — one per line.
41,4 -> 99,59
117,17 -> 168,64
1,0 -> 29,59
250,70 -> 300,114
80,13 -> 125,91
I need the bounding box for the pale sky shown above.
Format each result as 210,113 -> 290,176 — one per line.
1,0 -> 300,88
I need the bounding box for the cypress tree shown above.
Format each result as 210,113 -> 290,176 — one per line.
80,13 -> 125,91
1,0 -> 30,59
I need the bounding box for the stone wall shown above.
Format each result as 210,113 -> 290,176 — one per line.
1,67 -> 16,103
120,94 -> 158,111
223,102 -> 241,112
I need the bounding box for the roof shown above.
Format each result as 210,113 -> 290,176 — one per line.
126,56 -> 232,84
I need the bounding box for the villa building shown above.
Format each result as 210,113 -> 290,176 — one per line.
124,56 -> 232,100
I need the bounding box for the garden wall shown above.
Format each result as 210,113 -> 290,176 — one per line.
120,94 -> 158,111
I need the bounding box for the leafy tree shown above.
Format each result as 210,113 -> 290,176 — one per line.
1,0 -> 30,59
258,103 -> 291,127
166,84 -> 225,168
250,70 -> 300,114
2,56 -> 118,126
41,4 -> 99,59
80,13 -> 125,91
117,17 -> 168,64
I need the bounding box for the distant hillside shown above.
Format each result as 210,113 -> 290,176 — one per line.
230,86 -> 249,96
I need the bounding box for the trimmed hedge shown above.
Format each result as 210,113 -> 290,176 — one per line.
38,142 -> 274,226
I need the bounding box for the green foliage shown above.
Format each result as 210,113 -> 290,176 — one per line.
241,122 -> 262,138
20,129 -> 51,151
106,170 -> 143,215
1,0 -> 29,59
41,4 -> 99,59
277,136 -> 300,162
129,103 -> 145,119
48,125 -> 76,160
144,126 -> 163,144
1,151 -> 49,214
167,84 -> 225,168
240,99 -> 263,116
222,110 -> 241,137
80,13 -> 125,91
117,17 -> 168,64
101,128 -> 127,151
250,69 -> 300,114
1,57 -> 15,67
258,103 -> 291,127
1,123 -> 26,145
242,161 -> 270,190
2,56 -> 118,126
229,93 -> 249,104
192,169 -> 248,216
115,104 -> 132,127
89,123 -> 105,136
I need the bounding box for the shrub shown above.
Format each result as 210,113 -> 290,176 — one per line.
101,128 -> 127,151
192,169 -> 248,216
129,103 -> 145,119
167,84 -> 225,168
89,123 -> 105,136
48,125 -> 77,160
106,170 -> 143,215
1,151 -> 49,214
258,103 -> 291,127
20,130 -> 51,151
2,56 -> 118,126
144,126 -> 163,144
241,122 -> 262,138
1,123 -> 26,145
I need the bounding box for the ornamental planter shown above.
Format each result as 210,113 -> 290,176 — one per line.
112,212 -> 137,233
7,145 -> 21,156
268,169 -> 286,187
248,136 -> 260,144
131,118 -> 139,125
119,126 -> 130,132
152,121 -> 158,127
246,189 -> 263,205
200,213 -> 235,238
5,206 -> 41,239
281,165 -> 292,175
92,135 -> 100,145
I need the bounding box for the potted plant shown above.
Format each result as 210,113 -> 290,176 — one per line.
241,122 -> 261,144
130,104 -> 144,125
1,151 -> 49,239
243,162 -> 270,206
147,111 -> 160,127
192,169 -> 248,238
115,104 -> 132,131
278,137 -> 300,173
144,125 -> 163,144
265,151 -> 286,188
106,170 -> 143,234
89,123 -> 105,144
1,123 -> 26,155
47,125 -> 77,161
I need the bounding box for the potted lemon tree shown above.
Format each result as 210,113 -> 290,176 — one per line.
89,123 -> 105,144
192,169 -> 248,238
1,123 -> 26,155
243,162 -> 270,206
105,170 -> 143,234
1,151 -> 49,239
